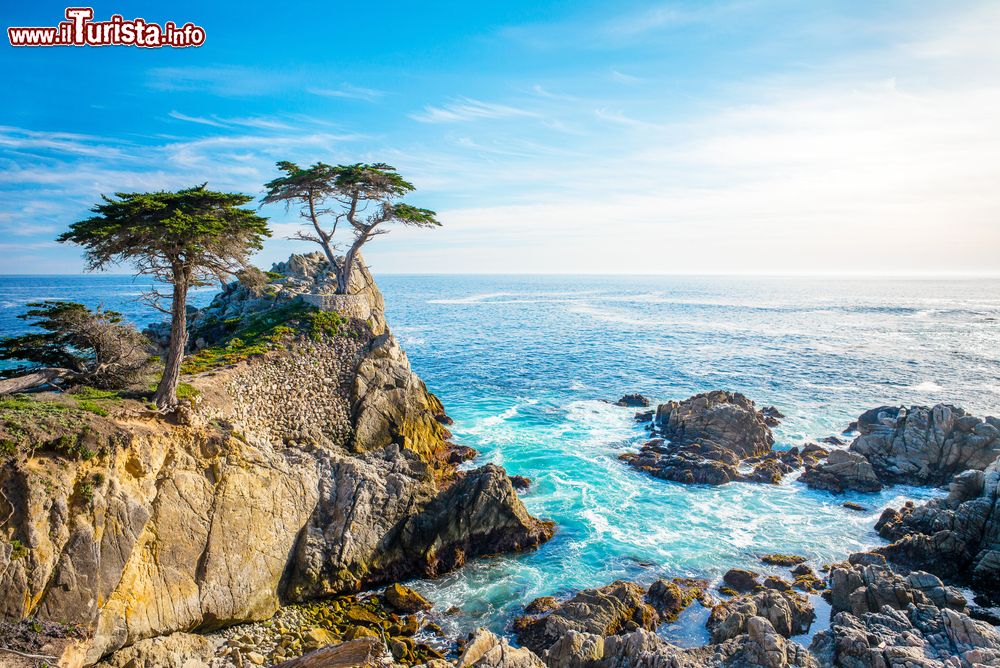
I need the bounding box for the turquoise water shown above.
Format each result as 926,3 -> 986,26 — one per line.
2,274 -> 999,641
374,275 -> 999,639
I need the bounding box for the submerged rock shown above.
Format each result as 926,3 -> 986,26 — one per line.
800,449 -> 882,493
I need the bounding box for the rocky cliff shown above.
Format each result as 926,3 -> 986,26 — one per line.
0,253 -> 552,665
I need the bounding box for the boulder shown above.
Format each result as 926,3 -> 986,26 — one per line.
624,391 -> 781,485
800,449 -> 882,493
514,581 -> 657,655
458,628 -> 545,668
615,394 -> 651,408
94,632 -> 216,668
708,589 -> 815,643
723,569 -> 761,593
383,583 -> 432,613
805,405 -> 1000,495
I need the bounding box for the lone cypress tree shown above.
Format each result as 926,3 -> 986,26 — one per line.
59,185 -> 270,408
263,162 -> 439,294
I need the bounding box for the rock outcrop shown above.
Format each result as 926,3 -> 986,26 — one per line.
514,581 -> 658,656
874,458 -> 1000,595
620,391 -> 788,485
0,253 -> 552,665
810,557 -> 1000,667
803,404 -> 1000,493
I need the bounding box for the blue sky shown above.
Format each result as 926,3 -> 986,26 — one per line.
1,0 -> 998,274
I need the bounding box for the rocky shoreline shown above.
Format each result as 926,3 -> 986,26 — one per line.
2,258 -> 1000,667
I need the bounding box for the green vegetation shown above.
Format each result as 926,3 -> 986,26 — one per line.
182,300 -> 350,374
9,539 -> 29,560
0,393 -> 119,462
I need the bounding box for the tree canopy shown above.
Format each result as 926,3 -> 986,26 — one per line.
263,162 -> 439,293
59,185 -> 270,408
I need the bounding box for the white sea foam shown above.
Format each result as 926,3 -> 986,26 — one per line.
908,381 -> 944,392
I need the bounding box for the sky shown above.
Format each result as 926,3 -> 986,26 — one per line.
1,0 -> 998,275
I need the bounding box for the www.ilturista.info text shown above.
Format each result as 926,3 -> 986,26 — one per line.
8,8 -> 205,48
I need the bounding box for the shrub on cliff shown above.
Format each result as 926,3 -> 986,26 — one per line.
0,301 -> 154,393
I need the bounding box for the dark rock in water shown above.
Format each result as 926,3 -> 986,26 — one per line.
820,435 -> 844,446
800,448 -> 882,493
633,409 -> 654,423
615,393 -> 651,408
761,553 -> 807,567
842,501 -> 867,512
513,580 -> 657,655
510,475 -> 531,491
843,420 -> 859,434
761,405 -> 784,427
723,569 -> 761,593
875,460 -> 1000,597
811,558 -> 1000,667
435,413 -> 455,426
645,578 -> 707,622
448,444 -> 478,464
623,391 -> 780,486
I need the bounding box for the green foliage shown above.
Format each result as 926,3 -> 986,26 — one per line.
181,300 -> 319,374
306,310 -> 347,340
176,382 -> 200,401
58,186 -> 271,281
9,539 -> 29,560
265,271 -> 284,281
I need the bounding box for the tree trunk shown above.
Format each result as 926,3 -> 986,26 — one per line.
337,240 -> 363,295
153,275 -> 189,409
0,368 -> 77,395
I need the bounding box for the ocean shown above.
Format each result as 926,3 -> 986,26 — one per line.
2,273 -> 999,644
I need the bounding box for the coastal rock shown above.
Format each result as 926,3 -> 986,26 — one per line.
723,569 -> 761,593
459,628 -> 545,668
874,458 -> 1000,595
810,606 -> 1000,668
94,632 -> 217,668
624,391 -> 780,485
708,589 -> 815,642
800,449 -> 882,493
514,581 -> 657,655
646,578 -> 707,621
828,559 -> 929,616
0,254 -> 553,664
270,637 -> 389,668
384,583 -> 432,613
803,404 -> 1000,493
615,394 -> 651,408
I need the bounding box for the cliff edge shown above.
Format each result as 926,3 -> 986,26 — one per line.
0,253 -> 553,665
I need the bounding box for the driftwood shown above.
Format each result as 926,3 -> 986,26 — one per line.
0,368 -> 75,395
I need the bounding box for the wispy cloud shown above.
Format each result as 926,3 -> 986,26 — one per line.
168,111 -> 292,130
611,70 -> 643,84
308,84 -> 385,101
410,98 -> 539,123
147,65 -> 293,96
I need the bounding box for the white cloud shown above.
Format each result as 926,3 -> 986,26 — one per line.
308,84 -> 385,101
410,98 -> 539,123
